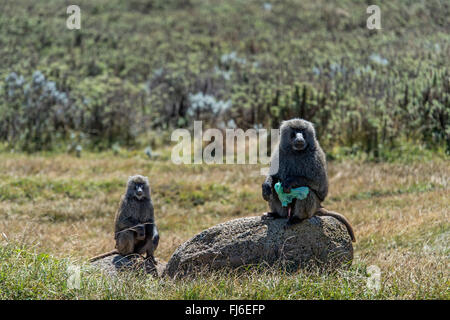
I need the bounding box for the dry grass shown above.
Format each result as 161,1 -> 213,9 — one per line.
0,151 -> 448,299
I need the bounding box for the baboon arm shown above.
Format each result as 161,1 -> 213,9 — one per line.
284,175 -> 314,188
264,175 -> 273,187
265,174 -> 280,188
152,224 -> 160,247
144,222 -> 157,239
317,184 -> 328,202
135,224 -> 159,258
262,174 -> 279,200
116,215 -> 141,232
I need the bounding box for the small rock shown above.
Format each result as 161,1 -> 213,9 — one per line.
164,215 -> 353,278
91,254 -> 166,277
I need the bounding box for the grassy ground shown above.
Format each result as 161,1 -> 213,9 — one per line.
0,151 -> 448,299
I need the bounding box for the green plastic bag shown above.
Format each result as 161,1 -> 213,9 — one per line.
274,182 -> 309,207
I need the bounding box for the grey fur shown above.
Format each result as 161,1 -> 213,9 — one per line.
262,119 -> 355,241
114,175 -> 159,258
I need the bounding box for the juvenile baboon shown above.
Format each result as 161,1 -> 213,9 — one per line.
89,175 -> 159,262
262,118 -> 355,241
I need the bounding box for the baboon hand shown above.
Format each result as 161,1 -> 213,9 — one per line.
262,182 -> 272,201
282,181 -> 292,194
282,177 -> 299,193
135,224 -> 146,241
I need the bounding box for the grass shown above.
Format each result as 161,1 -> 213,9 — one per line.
0,151 -> 448,299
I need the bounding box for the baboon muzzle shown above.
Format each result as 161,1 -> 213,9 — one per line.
136,186 -> 144,198
293,133 -> 307,150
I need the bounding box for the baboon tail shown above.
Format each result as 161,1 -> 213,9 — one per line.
316,208 -> 356,242
89,250 -> 118,262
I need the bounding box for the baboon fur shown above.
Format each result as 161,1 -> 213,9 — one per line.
114,175 -> 159,258
262,118 -> 355,241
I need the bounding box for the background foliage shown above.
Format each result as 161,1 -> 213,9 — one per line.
0,0 -> 448,157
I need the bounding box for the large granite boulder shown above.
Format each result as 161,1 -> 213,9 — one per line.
164,215 -> 353,278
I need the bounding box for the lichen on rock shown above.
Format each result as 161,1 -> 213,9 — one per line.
164,215 -> 353,278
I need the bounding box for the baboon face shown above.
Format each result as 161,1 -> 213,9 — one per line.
126,175 -> 151,201
279,119 -> 316,153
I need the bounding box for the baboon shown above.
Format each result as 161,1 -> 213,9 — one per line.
89,175 -> 159,262
262,118 -> 355,242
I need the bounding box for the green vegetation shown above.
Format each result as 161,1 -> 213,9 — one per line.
0,0 -> 448,157
0,238 -> 447,299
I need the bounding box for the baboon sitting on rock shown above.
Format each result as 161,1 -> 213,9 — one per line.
262,118 -> 355,241
89,175 -> 159,262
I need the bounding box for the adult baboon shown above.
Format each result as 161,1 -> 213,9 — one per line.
262,119 -> 355,241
